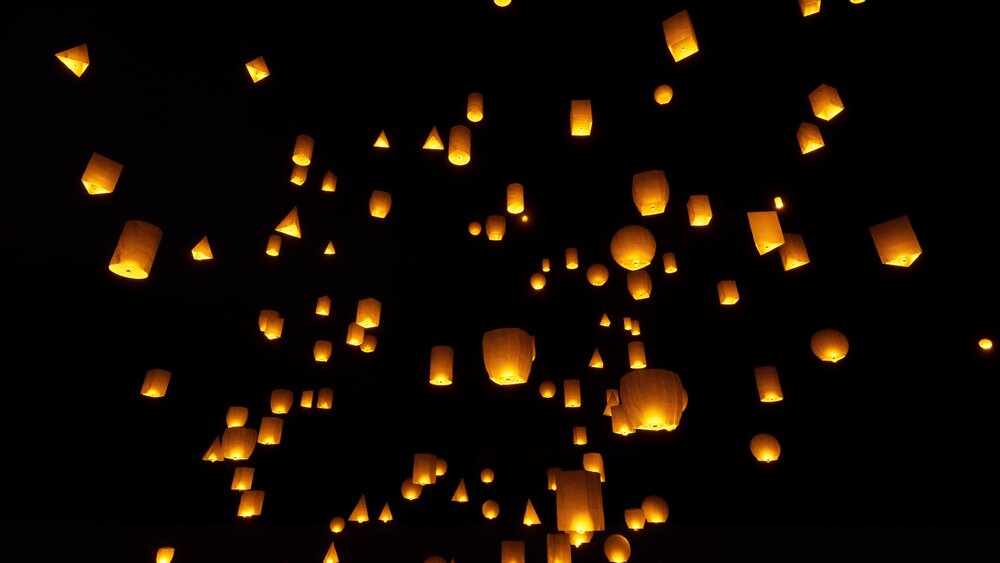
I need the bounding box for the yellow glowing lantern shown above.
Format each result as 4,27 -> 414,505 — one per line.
570,100 -> 593,136
202,436 -> 223,462
270,389 -> 293,414
156,547 -> 175,563
870,215 -> 921,267
754,366 -> 783,402
140,368 -> 171,398
542,258 -> 551,272
747,211 -> 785,254
564,380 -> 582,408
329,516 -> 345,533
502,540 -> 525,563
322,171 -> 337,192
774,196 -> 784,209
980,338 -> 993,350
811,329 -> 848,363
448,125 -> 472,165
413,453 -> 439,486
482,328 -> 533,385
56,44 -> 89,77
346,322 -> 365,346
467,92 -> 484,122
263,315 -> 284,340
627,341 -> 646,369
531,273 -> 547,290
429,345 -> 454,386
482,500 -> 500,519
495,0 -> 512,6
317,387 -> 333,410
624,318 -> 632,332
604,389 -> 620,415
238,490 -> 264,517
313,340 -> 333,362
245,56 -> 269,83
226,406 -> 249,428
378,503 -> 393,523
718,280 -> 740,305
589,348 -> 604,369
275,207 -> 301,238
619,369 -> 686,431
624,508 -> 645,530
373,130 -> 390,148
222,427 -> 257,461
809,84 -> 844,121
315,296 -> 331,316
81,152 -> 123,195
369,190 -> 392,218
662,10 -> 699,62
300,390 -> 314,408
627,271 -> 652,300
360,334 -> 377,353
524,499 -> 541,526
641,495 -> 669,523
290,165 -> 307,186
610,406 -> 635,435
555,470 -> 605,533
687,195 -> 712,226
423,126 -> 444,150
573,427 -> 588,445
751,433 -> 781,462
587,264 -> 609,286
108,220 -> 162,279
547,534 -> 572,563
507,183 -> 525,214
539,381 -> 557,398
654,84 -> 674,105
632,170 -> 669,216
630,320 -> 641,336
565,248 -> 580,269
604,535 -> 631,563
452,478 -> 469,502
486,215 -> 506,241
779,234 -> 810,270
547,468 -> 561,491
266,234 -> 281,256
469,221 -> 483,236
797,122 -> 824,154
481,468 -> 495,483
600,313 -> 611,327
232,467 -> 254,491
582,452 -> 605,482
436,458 -> 448,476
799,0 -> 821,17
611,225 -> 656,271
348,495 -> 369,523
355,298 -> 381,329
257,417 -> 283,445
324,541 -> 339,563
190,236 -> 213,261
292,134 -> 314,166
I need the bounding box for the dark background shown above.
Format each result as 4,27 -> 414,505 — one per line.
1,1 -> 996,561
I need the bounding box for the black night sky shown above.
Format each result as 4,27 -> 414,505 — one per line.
1,1 -> 997,562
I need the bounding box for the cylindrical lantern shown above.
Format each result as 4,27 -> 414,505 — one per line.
604,534 -> 631,563
270,389 -> 293,414
624,508 -> 646,530
356,298 -> 381,329
329,516 -> 345,533
754,366 -> 783,402
662,10 -> 699,62
258,417 -> 283,445
623,318 -> 633,332
611,225 -> 656,271
541,258 -> 551,272
448,125 -> 472,166
349,495 -> 369,522
263,316 -> 284,340
547,468 -> 561,491
631,170 -> 669,216
237,490 -> 264,517
292,134 -> 314,166
751,433 -> 781,462
797,122 -> 824,154
226,406 -> 249,428
573,426 -> 588,445
582,452 -> 605,482
452,478 -> 469,502
486,215 -> 506,241
482,328 -> 533,385
653,85 -> 674,105
108,220 -> 162,279
587,264 -> 609,286
570,99 -> 593,136
140,368 -> 171,398
300,390 -> 314,408
369,190 -> 392,218
481,468 -> 495,483
322,171 -> 337,192
565,247 -> 579,270
747,211 -> 785,254
290,164 -> 307,186
317,387 -> 333,409
469,221 -> 483,236
222,427 -> 257,460
346,322 -> 365,346
530,273 -> 546,290
547,533 -> 572,563
687,195 -> 712,226
467,92 -> 484,122
81,152 -> 123,195
869,215 -> 921,267
555,470 -> 605,533
401,477 -> 423,500
413,453 -> 438,485
266,234 -> 281,256
501,540 -> 525,563
564,379 -> 582,408
156,547 -> 175,563
524,499 -> 541,525
779,233 -> 810,271
610,406 -> 635,435
429,345 -> 454,386
809,83 -> 844,121
314,340 -> 333,362
316,296 -> 331,316
627,341 -> 646,369
539,380 -> 557,398
231,467 -> 254,491
630,320 -> 641,336
641,495 -> 669,523
662,252 -> 678,274
717,280 -> 739,305
360,334 -> 377,353
811,329 -> 849,363
482,500 -> 500,519
627,270 -> 652,300
507,183 -> 525,214
619,369 -> 686,431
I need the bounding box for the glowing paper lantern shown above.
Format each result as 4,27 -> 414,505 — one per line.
413,453 -> 439,485
329,517 -> 345,533
587,264 -> 609,286
799,0 -> 821,17
870,215 -> 921,267
654,85 -> 674,105
81,153 -> 123,195
547,534 -> 572,563
747,212 -> 785,254
55,44 -> 89,77
275,207 -> 301,238
573,427 -> 588,446
424,127 -> 444,150
266,235 -> 281,256
481,468 -> 495,483
482,500 -> 500,519
542,258 -> 551,272
322,171 -> 337,192
108,220 -> 162,279
263,316 -> 284,340
774,196 -> 784,209
564,379 -> 582,408
374,130 -> 390,148
687,195 -> 712,226
570,100 -> 593,136
627,271 -> 652,300
524,499 -> 541,525
589,348 -> 604,369
811,329 -> 849,363
604,389 -> 620,415
627,341 -> 647,369
809,84 -> 844,121
495,0 -> 512,6
555,470 -> 605,533
369,190 -> 392,218
751,433 -> 781,462
599,313 -> 611,327
245,56 -> 269,82
502,540 -> 525,563
356,298 -> 381,329
630,321 -> 641,336
486,215 -> 506,241
641,496 -> 669,523
754,366 -> 783,402
324,541 -> 339,563
610,406 -> 635,435
619,369 -> 686,431
662,10 -> 699,62
429,345 -> 455,386
632,170 -> 669,216
980,338 -> 993,351
582,452 -> 605,482
604,535 -> 631,563
452,479 -> 469,502
797,122 -> 824,154
482,328 -> 533,385
507,183 -> 525,214
191,236 -> 213,260
226,406 -> 249,428
467,92 -> 484,122
779,234 -> 810,270
547,468 -> 561,491
202,437 -> 223,462
360,334 -> 377,353
156,547 -> 175,563
378,503 -> 393,523
257,417 -> 283,445
539,381 -> 557,398
238,490 -> 264,517
623,318 -> 633,332
435,458 -> 448,476
314,340 -> 333,362
611,226 -> 656,271
531,273 -> 547,290
469,221 -> 483,236
624,508 -> 645,530
300,390 -> 314,408
448,125 -> 472,165
222,427 -> 257,460
232,467 -> 254,491
290,165 -> 307,186
270,390 -> 293,414
348,495 -> 369,523
316,296 -> 331,316
292,134 -> 314,166
346,323 -> 365,346
718,280 -> 740,305
140,369 -> 171,398
257,309 -> 278,331
317,387 -> 333,410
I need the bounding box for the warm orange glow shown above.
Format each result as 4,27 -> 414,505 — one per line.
547,533 -> 572,562
270,389 -> 293,414
870,215 -> 921,267
482,328 -> 533,385
237,490 -> 264,517
348,495 -> 369,523
589,348 -> 604,369
539,380 -> 557,398
222,427 -> 257,461
265,234 -> 281,256
378,502 -> 393,523
530,273 -> 547,290
81,152 -> 122,195
245,56 -> 269,83
423,126 -> 444,150
980,338 -> 993,350
231,467 -> 254,491
263,315 -> 284,340
797,122 -> 824,154
811,329 -> 849,363
611,225 -> 656,271
523,499 -> 541,526
630,320 -> 641,336
435,457 -> 448,476
140,368 -> 171,398
191,236 -> 213,260
654,84 -> 674,105
321,170 -> 337,192
448,125 -> 472,165
257,417 -> 283,445
356,298 -> 381,329
751,433 -> 781,462
564,379 -> 582,408
555,470 -> 605,533
300,390 -> 314,408
329,516 -> 345,533
687,195 -> 712,226
481,468 -> 495,483
604,534 -> 631,563
290,164 -> 307,186
582,452 -> 605,482
109,220 -> 162,279
573,426 -> 588,445
429,345 -> 455,386
373,129 -> 390,148
274,207 -> 301,238
809,84 -> 844,120
774,196 -> 784,209
501,540 -> 525,563
627,270 -> 652,300
747,211 -> 785,254
202,436 -> 223,462
521,214 -> 529,222
56,44 -> 90,77
486,215 -> 506,241
547,468 -> 561,491
369,190 -> 392,218
619,369 -> 686,431
624,508 -> 646,530
316,296 -> 331,316
346,322 -> 365,346
570,100 -> 593,136
754,366 -> 784,402
662,10 -> 699,62
292,134 -> 314,166
156,547 -> 175,563
468,221 -> 483,236
316,387 -> 333,410
323,241 -> 336,255
226,406 -> 249,428
495,0 -> 512,6
717,280 -> 740,305
586,263 -> 609,286
324,541 -> 339,563
604,389 -> 620,415
610,406 -> 635,435
360,334 -> 377,353
541,258 -> 551,272
413,453 -> 439,485
632,170 -> 669,216
482,500 -> 500,519
256,309 -> 273,333
452,478 -> 469,502
467,92 -> 484,122
507,182 -> 525,214
779,233 -> 810,270
641,495 -> 669,523
314,340 -> 333,362
799,0 -> 821,17
564,247 -> 580,269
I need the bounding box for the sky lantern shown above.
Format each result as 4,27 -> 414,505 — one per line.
754,366 -> 783,402
811,329 -> 849,362
329,517 -> 345,533
980,338 -> 993,351
467,92 -> 484,122
570,99 -> 593,136
573,427 -> 588,445
356,298 -> 381,328
751,433 -> 781,462
628,341 -> 647,369
360,334 -> 377,353
507,183 -> 525,214
799,0 -> 821,17
274,207 -> 301,238
611,225 -> 656,270
263,315 -> 284,340
346,322 -> 364,346
81,153 -> 122,195
435,458 -> 448,477
662,10 -> 698,62
604,389 -> 620,415
523,499 -> 541,525
245,56 -> 269,82
641,495 -> 669,523
266,235 -> 281,256
109,220 -> 162,279
348,495 -> 369,523
541,258 -> 551,272
797,122 -> 824,154
870,215 -> 921,267
632,170 -> 669,216
539,381 -> 557,398
779,234 -> 810,270
486,215 -> 506,241
317,387 -> 333,410
423,126 -> 444,150
300,390 -> 314,408
452,478 -> 469,502
290,164 -> 307,186
587,263 -> 609,286
604,534 -> 631,563
687,195 -> 712,226
231,468 -> 254,491
718,280 -> 740,305
582,452 -> 605,482
258,309 -> 279,332
316,296 -> 331,316
156,547 -> 175,563
482,500 -> 500,519
202,437 -> 223,462
292,134 -> 314,166
369,190 -> 392,218
448,125 -> 471,165
413,453 -> 439,485
627,271 -> 652,300
314,340 -> 333,362
469,221 -> 483,236
530,273 -> 547,290
481,468 -> 495,483
589,348 -> 604,369
237,490 -> 264,517
378,503 -> 393,523
429,345 -> 454,386
630,320 -> 641,336
257,417 -> 283,445
619,369 -> 686,431
140,369 -> 171,398
747,211 -> 785,254
191,236 -> 213,260
624,508 -> 645,530
226,406 -> 248,428
374,130 -> 390,148
547,534 -> 572,563
547,468 -> 561,491
611,406 -> 636,435
654,85 -> 674,105
555,470 -> 605,533
222,427 -> 257,460
600,313 -> 611,327
482,328 -> 533,385
501,540 -> 525,563
324,541 -> 339,563
270,390 -> 293,414
55,44 -> 89,77
321,171 -> 337,192
564,379 -> 582,408
809,84 -> 844,120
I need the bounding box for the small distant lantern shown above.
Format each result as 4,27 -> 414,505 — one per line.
429,345 -> 455,386
547,468 -> 561,491
627,271 -> 652,300
779,234 -> 810,270
321,171 -> 337,192
869,215 -> 921,267
662,10 -> 699,62
624,508 -> 646,530
482,500 -> 500,519
541,258 -> 551,272
258,309 -> 279,332
369,190 -> 392,218
469,221 -> 483,236
811,329 -> 849,363
140,368 -> 171,398
258,417 -> 283,445
108,220 -> 163,279
589,348 -> 604,369
348,495 -> 369,523
263,316 -> 284,340
314,340 -> 333,362
202,437 -> 223,462
718,280 -> 740,305
467,92 -> 484,122
599,313 -> 611,327
751,433 -> 781,462
799,0 -> 821,17
530,273 -> 547,290
423,126 -> 445,150
627,341 -> 647,369
481,468 -> 495,483
221,427 -> 257,460
747,211 -> 785,254
452,478 -> 469,502
560,248 -> 579,270
300,390 -> 314,408
754,366 -> 783,402
378,503 -> 393,523
292,134 -> 314,166
539,381 -> 557,398
564,379 -> 582,408
448,125 -> 472,166
582,452 -> 605,482
356,298 -> 381,329
797,122 -> 824,154
630,320 -> 641,336
809,84 -> 844,121
226,406 -> 249,428
774,196 -> 784,209
570,100 -> 593,136
360,334 -> 377,353
435,457 -> 448,476
502,540 -> 525,563
237,490 -> 264,517
611,225 -> 656,271
329,516 -> 345,533
191,236 -> 213,260
604,534 -> 631,563
156,548 -> 175,563
346,323 -> 365,346
687,195 -> 712,226
373,130 -> 390,148
631,170 -> 669,216
610,406 -> 635,435
231,467 -> 254,491
270,389 -> 293,414
573,427 -> 588,445
324,541 -> 339,563
654,85 -> 674,105
317,387 -> 333,410
486,215 -> 506,241
482,328 -> 533,385
266,234 -> 281,256
641,495 -> 669,523
290,164 -> 307,186
587,264 -> 609,286
55,43 -> 90,77
980,338 -> 993,351
245,56 -> 269,83
316,295 -> 331,316
81,152 -> 123,195
274,207 -> 301,238
523,499 -> 541,526
506,182 -> 525,214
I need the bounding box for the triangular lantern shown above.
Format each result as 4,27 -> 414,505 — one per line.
274,207 -> 301,238
56,44 -> 89,77
423,127 -> 444,150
